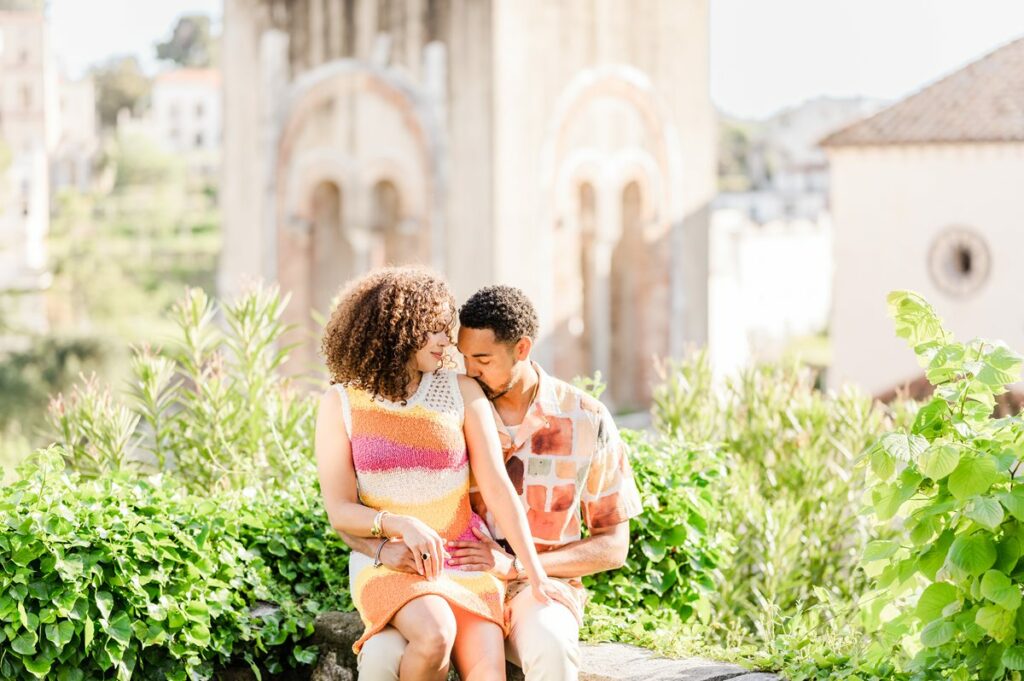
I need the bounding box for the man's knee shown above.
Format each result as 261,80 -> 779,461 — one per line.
507,597 -> 580,678
357,627 -> 407,681
517,623 -> 579,667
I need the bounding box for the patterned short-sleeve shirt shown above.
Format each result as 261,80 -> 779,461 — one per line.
468,363 -> 643,618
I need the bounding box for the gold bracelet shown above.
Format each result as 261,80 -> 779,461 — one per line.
371,510 -> 391,538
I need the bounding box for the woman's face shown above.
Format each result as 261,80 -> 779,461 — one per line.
411,306 -> 454,373
413,329 -> 451,372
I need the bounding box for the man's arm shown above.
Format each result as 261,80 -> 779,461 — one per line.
535,521 -> 629,578
336,530 -> 419,574
448,520 -> 629,579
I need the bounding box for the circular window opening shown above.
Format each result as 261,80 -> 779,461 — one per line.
928,227 -> 990,297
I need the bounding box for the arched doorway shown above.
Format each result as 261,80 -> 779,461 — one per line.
310,180 -> 354,317
369,179 -> 426,267
610,181 -> 645,409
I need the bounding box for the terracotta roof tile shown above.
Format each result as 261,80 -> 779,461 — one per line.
822,36 -> 1024,146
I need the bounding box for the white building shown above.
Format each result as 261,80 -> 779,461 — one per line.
719,97 -> 883,224
824,37 -> 1024,395
150,68 -> 221,176
220,0 -> 715,410
0,7 -> 55,332
52,74 -> 99,193
708,209 -> 832,379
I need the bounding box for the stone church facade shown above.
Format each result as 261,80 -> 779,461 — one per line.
219,0 -> 714,410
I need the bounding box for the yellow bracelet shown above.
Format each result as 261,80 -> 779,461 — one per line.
371,510 -> 391,538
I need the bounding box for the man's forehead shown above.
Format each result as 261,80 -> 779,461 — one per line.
456,326 -> 501,354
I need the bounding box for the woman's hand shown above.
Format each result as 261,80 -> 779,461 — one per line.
389,515 -> 448,580
530,575 -> 561,606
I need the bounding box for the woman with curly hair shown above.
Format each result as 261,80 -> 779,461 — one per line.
315,267 -> 559,681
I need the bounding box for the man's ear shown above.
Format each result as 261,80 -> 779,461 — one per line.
514,337 -> 533,361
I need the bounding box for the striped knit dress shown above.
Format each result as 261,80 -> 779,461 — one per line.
336,369 -> 506,653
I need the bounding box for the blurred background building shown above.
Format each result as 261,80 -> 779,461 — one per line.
218,0 -> 715,411
2,0 -> 1023,464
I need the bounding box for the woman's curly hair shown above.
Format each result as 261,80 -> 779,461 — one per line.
321,267 -> 456,402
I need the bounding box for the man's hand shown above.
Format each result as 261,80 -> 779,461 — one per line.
377,538 -> 420,574
447,527 -> 516,579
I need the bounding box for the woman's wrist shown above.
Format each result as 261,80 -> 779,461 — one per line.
525,559 -> 547,582
380,513 -> 408,538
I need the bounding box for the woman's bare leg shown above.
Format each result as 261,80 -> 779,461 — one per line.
390,595 -> 458,681
451,606 -> 506,681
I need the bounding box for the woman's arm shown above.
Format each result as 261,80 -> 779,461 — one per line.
458,376 -> 556,598
315,388 -> 444,578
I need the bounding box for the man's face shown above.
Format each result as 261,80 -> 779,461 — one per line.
457,326 -> 519,400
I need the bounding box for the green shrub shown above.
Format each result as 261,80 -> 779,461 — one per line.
583,430 -> 723,621
47,286 -> 315,493
860,291 -> 1024,679
0,285 -> 346,679
0,448 -> 348,680
0,334 -> 109,434
648,352 -> 899,648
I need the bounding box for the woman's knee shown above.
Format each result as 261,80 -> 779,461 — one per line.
400,597 -> 458,661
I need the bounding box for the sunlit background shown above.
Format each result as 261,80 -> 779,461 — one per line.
2,0 -> 1023,473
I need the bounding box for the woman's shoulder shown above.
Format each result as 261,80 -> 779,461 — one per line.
454,373 -> 485,398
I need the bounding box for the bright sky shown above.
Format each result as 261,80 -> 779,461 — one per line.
48,0 -> 1024,120
711,0 -> 1024,118
48,0 -> 222,78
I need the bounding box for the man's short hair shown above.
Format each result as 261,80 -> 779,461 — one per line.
459,285 -> 538,344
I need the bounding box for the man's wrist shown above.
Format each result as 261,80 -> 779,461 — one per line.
508,555 -> 524,581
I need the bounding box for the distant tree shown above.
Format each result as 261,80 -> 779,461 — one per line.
718,118 -> 757,193
110,133 -> 183,188
155,14 -> 216,68
92,56 -> 151,128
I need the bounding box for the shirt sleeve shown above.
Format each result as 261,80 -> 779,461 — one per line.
581,405 -> 643,530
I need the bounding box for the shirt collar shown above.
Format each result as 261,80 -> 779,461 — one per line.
490,361 -> 557,459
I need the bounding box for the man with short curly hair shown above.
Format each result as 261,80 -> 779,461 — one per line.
357,285 -> 643,681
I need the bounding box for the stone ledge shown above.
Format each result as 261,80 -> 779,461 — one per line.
219,610 -> 782,681
312,611 -> 779,681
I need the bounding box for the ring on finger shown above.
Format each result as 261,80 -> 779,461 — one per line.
421,552 -> 430,561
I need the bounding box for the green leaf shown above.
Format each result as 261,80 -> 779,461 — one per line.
967,497 -> 1005,530
1004,646 -> 1024,671
925,346 -> 965,385
84,616 -> 94,649
12,631 -> 37,655
977,344 -> 1023,388
913,397 -> 950,438
981,570 -> 1022,611
909,516 -> 939,546
948,456 -> 1002,501
887,290 -> 948,349
976,604 -> 1015,640
22,657 -> 52,678
879,432 -> 929,463
948,533 -> 997,577
146,602 -> 167,621
872,469 -> 924,521
863,540 -> 900,562
997,536 -> 1022,573
869,448 -> 895,481
640,540 -> 666,563
916,582 -> 959,623
999,488 -> 1024,521
95,591 -> 113,620
44,620 -> 75,648
919,444 -> 961,481
920,619 -> 956,647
